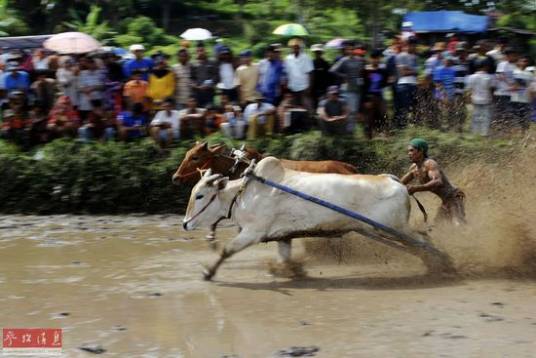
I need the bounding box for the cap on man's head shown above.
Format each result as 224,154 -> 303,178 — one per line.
310,44 -> 324,52
129,44 -> 145,52
239,49 -> 252,57
409,138 -> 429,156
504,47 -> 517,55
269,43 -> 282,52
432,42 -> 446,52
455,42 -> 467,52
219,46 -> 231,54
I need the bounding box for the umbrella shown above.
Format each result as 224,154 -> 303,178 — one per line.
180,28 -> 212,41
325,38 -> 347,49
273,23 -> 309,37
43,32 -> 101,54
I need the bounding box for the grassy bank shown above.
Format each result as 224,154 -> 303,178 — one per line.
0,128 -> 516,214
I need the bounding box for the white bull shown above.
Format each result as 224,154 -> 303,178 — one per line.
183,157 -> 415,280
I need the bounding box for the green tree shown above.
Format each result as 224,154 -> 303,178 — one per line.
114,16 -> 177,48
0,0 -> 28,35
63,5 -> 116,43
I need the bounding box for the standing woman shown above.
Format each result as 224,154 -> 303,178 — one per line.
147,56 -> 175,112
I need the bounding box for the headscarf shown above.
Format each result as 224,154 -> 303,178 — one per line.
409,138 -> 429,157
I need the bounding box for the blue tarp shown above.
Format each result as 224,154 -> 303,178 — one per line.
403,11 -> 488,33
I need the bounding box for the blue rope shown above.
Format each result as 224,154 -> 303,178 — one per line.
247,173 -> 426,249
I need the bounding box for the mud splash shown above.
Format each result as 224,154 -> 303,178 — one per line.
304,140 -> 536,278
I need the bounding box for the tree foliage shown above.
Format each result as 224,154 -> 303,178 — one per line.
63,5 -> 116,43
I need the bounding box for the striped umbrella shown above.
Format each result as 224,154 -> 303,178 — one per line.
272,23 -> 309,37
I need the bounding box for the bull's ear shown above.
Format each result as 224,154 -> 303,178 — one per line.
203,168 -> 212,177
202,142 -> 209,150
209,143 -> 224,153
215,177 -> 229,190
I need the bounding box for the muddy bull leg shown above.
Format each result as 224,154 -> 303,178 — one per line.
203,232 -> 259,281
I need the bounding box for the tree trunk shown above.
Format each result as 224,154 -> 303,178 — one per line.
161,0 -> 171,31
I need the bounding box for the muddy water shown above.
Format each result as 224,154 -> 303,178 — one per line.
1,215 -> 536,357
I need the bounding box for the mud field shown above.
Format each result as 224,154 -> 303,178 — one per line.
2,149 -> 536,357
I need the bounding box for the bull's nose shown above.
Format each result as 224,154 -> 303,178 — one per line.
172,174 -> 179,185
182,221 -> 188,230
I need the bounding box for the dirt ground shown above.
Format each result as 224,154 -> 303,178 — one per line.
1,214 -> 535,358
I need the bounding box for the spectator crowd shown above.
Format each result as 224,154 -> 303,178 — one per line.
0,35 -> 535,149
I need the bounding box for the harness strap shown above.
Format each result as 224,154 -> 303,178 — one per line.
412,195 -> 428,223
184,193 -> 218,225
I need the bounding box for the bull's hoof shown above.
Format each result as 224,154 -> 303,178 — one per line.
202,268 -> 214,281
268,260 -> 307,279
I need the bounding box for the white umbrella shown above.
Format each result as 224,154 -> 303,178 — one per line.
180,28 -> 212,41
44,32 -> 101,54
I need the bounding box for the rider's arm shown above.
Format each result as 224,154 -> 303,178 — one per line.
400,165 -> 415,185
410,160 -> 443,193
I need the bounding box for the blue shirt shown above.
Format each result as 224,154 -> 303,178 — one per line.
433,66 -> 456,100
2,71 -> 30,94
117,111 -> 147,128
258,59 -> 286,104
123,58 -> 154,81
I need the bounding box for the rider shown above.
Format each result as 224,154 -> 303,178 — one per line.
401,138 -> 466,226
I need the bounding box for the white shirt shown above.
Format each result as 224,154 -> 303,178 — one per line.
218,63 -> 235,90
494,61 -> 516,97
33,57 -> 49,70
151,110 -> 182,133
284,52 -> 313,92
466,71 -> 494,105
56,68 -> 78,106
78,70 -> 104,111
243,102 -> 275,124
510,68 -> 534,103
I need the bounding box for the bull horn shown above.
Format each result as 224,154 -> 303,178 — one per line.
205,173 -> 224,186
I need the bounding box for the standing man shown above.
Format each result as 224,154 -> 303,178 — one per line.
173,48 -> 192,109
310,44 -> 331,109
257,44 -> 285,105
393,37 -> 419,128
401,138 -> 466,226
191,43 -> 219,107
493,47 -> 517,130
330,40 -> 365,132
284,38 -> 314,113
234,50 -> 259,106
123,44 -> 154,81
451,43 -> 469,132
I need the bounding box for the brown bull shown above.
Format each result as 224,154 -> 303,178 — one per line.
172,142 -> 358,185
